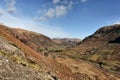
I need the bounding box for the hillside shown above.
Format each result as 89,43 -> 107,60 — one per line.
66,24 -> 120,74
0,25 -> 76,80
9,28 -> 58,54
0,36 -> 55,80
52,38 -> 81,48
0,24 -> 120,80
73,24 -> 120,54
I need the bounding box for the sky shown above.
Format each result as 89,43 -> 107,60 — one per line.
0,0 -> 120,39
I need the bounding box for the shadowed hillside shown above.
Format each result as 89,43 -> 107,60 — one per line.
65,24 -> 120,75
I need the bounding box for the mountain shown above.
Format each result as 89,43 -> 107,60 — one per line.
9,28 -> 58,54
66,24 -> 120,74
0,25 -> 77,80
52,38 -> 81,48
0,24 -> 120,80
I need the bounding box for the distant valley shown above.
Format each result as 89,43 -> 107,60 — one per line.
52,38 -> 81,48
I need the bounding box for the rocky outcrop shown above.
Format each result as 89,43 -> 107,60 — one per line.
0,36 -> 25,57
0,54 -> 55,80
0,36 -> 56,80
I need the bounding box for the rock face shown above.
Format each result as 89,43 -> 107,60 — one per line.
0,36 -> 24,57
0,55 -> 55,80
53,38 -> 81,47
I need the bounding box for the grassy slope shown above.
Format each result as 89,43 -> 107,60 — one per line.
64,24 -> 120,75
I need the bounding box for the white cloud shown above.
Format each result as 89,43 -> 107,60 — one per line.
4,0 -> 16,13
35,16 -> 48,21
113,21 -> 120,24
36,0 -> 88,20
68,1 -> 74,9
53,0 -> 60,4
0,8 -> 4,16
35,8 -> 56,20
36,5 -> 68,20
37,9 -> 46,14
111,18 -> 120,25
81,0 -> 87,3
36,1 -> 72,20
46,8 -> 55,18
56,5 -> 67,16
0,12 -> 70,38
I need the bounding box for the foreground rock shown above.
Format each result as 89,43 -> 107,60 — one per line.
0,36 -> 56,80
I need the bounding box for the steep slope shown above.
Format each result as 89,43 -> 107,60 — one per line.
0,36 -> 55,80
53,38 -> 81,48
74,24 -> 120,54
67,24 -> 120,74
0,25 -> 76,80
9,28 -> 58,53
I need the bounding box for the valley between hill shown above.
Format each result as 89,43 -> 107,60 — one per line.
0,24 -> 120,80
